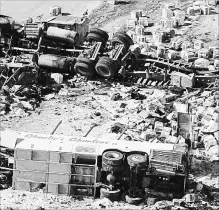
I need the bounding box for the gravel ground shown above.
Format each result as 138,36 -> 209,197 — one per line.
1,0 -> 219,209
1,82 -> 219,209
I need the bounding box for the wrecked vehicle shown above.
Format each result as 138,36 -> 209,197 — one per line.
94,32 -> 134,78
74,31 -> 135,78
0,7 -> 89,56
22,14 -> 89,50
74,27 -> 109,77
0,7 -> 90,89
0,15 -> 20,56
1,3 -> 219,90
0,1 -> 219,209
0,129 -> 189,203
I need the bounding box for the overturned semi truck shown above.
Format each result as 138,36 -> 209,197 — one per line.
0,9 -> 89,56
74,30 -> 137,78
0,10 -> 91,88
1,9 -> 218,89
0,129 -> 189,204
23,14 -> 89,48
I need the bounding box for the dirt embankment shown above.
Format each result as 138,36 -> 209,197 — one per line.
89,0 -> 162,31
0,1 -> 102,21
0,1 -> 219,210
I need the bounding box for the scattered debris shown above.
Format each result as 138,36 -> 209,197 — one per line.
0,0 -> 219,210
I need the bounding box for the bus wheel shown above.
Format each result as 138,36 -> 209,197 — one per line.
127,154 -> 148,168
125,195 -> 143,205
100,188 -> 121,201
102,150 -> 123,166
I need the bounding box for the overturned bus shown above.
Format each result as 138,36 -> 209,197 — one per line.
0,128 -> 190,204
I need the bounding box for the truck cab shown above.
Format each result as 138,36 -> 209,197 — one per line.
23,13 -> 89,50
42,15 -> 89,46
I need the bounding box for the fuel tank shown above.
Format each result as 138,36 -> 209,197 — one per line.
46,27 -> 79,45
38,54 -> 75,73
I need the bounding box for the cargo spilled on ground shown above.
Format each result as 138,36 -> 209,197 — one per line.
0,0 -> 219,210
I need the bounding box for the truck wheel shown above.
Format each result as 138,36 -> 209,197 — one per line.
87,32 -> 106,45
102,162 -> 124,172
125,195 -> 143,205
95,56 -> 118,78
77,56 -> 96,67
127,154 -> 148,168
75,62 -> 94,77
89,28 -> 109,42
102,150 -> 123,166
100,188 -> 121,201
112,33 -> 132,51
115,32 -> 133,45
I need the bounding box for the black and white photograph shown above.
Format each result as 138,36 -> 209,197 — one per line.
0,0 -> 219,209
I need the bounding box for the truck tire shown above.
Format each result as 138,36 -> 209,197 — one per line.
89,28 -> 109,42
100,188 -> 121,201
112,33 -> 132,50
95,56 -> 118,78
102,162 -> 124,172
75,62 -> 94,77
127,154 -> 148,168
115,32 -> 133,45
125,195 -> 143,205
77,56 -> 96,67
87,32 -> 106,44
102,150 -> 123,166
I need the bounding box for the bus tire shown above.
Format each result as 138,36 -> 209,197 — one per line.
125,195 -> 143,205
102,150 -> 123,166
100,188 -> 121,201
127,154 -> 148,168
